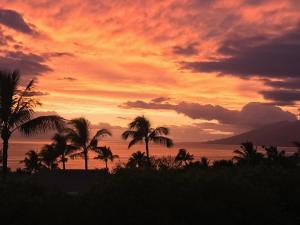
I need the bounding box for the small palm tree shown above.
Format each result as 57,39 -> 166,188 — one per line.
39,144 -> 59,170
175,149 -> 194,166
122,116 -> 173,162
0,71 -> 65,177
94,146 -> 119,170
52,133 -> 77,170
126,151 -> 148,169
233,142 -> 263,166
66,118 -> 111,170
20,150 -> 42,173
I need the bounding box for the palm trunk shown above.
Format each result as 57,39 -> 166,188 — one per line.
62,153 -> 66,170
84,149 -> 88,170
105,160 -> 108,170
145,139 -> 150,167
2,137 -> 9,178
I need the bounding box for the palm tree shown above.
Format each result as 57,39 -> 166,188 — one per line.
94,146 -> 119,170
52,133 -> 77,170
126,151 -> 148,169
66,118 -> 111,170
20,150 -> 42,173
233,142 -> 263,166
263,146 -> 286,165
175,149 -> 194,166
0,71 -> 65,177
122,116 -> 173,163
39,144 -> 59,170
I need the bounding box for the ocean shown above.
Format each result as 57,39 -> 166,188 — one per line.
5,140 -> 297,170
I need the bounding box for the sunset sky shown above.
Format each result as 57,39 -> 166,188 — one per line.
0,0 -> 300,141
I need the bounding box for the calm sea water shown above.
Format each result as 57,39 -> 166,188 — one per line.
5,140 -> 297,170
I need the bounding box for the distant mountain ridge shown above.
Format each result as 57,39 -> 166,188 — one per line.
206,120 -> 300,147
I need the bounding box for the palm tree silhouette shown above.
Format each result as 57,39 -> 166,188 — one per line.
122,116 -> 173,163
175,149 -> 194,166
233,142 -> 263,166
0,71 -> 65,177
66,118 -> 111,170
126,151 -> 148,168
52,133 -> 77,170
39,144 -> 59,170
20,150 -> 42,173
94,146 -> 119,170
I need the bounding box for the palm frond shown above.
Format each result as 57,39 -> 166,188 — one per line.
151,136 -> 173,148
19,115 -> 65,136
128,138 -> 142,148
122,130 -> 137,140
94,128 -> 112,139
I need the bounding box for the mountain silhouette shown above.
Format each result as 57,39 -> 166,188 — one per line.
206,120 -> 300,147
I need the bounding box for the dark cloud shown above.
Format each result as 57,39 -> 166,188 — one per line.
173,43 -> 198,56
0,51 -> 52,77
264,78 -> 300,90
0,9 -> 35,34
23,91 -> 49,97
182,24 -> 300,79
45,52 -> 74,58
260,89 -> 300,105
59,77 -> 77,81
151,97 -> 171,103
261,78 -> 300,105
122,100 -> 296,129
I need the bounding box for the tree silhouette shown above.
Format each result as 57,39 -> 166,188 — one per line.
175,149 -> 194,167
122,116 -> 173,163
126,151 -> 148,169
94,146 -> 119,170
20,150 -> 42,173
263,146 -> 287,166
66,118 -> 111,170
233,142 -> 263,166
52,133 -> 77,170
0,70 -> 65,177
39,144 -> 59,170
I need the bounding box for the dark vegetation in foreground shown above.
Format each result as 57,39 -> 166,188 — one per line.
1,166 -> 300,225
2,142 -> 300,225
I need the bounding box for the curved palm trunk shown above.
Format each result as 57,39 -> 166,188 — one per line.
84,148 -> 88,170
62,153 -> 66,170
145,139 -> 150,167
105,160 -> 108,170
2,137 -> 9,178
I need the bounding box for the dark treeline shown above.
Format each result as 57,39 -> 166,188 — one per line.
2,71 -> 300,224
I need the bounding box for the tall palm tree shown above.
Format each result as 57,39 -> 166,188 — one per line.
52,133 -> 77,170
0,71 -> 65,177
20,150 -> 42,174
233,142 -> 263,166
66,118 -> 111,170
126,151 -> 148,169
39,144 -> 59,170
94,146 -> 119,170
175,148 -> 194,166
122,116 -> 173,162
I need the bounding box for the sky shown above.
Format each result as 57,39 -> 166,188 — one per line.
0,0 -> 300,141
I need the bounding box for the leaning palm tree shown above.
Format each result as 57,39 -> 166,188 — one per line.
126,151 -> 148,169
94,146 -> 119,170
66,118 -> 111,170
233,142 -> 263,166
39,144 -> 59,170
175,148 -> 194,167
122,116 -> 173,162
0,70 -> 65,177
52,133 -> 77,170
20,150 -> 42,174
